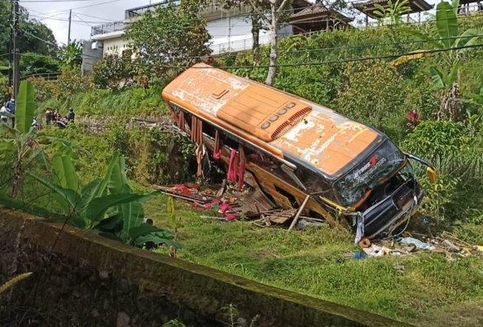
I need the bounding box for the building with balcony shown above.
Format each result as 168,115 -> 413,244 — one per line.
89,0 -> 322,58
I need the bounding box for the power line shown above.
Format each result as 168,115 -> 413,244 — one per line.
22,29 -> 58,46
44,0 -> 131,15
75,12 -> 113,22
30,14 -> 108,24
164,43 -> 483,70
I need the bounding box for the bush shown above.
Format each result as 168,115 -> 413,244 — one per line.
0,74 -> 9,103
30,67 -> 93,103
335,61 -> 408,141
403,120 -> 483,226
93,55 -> 135,90
403,120 -> 468,159
108,125 -> 196,185
20,52 -> 59,79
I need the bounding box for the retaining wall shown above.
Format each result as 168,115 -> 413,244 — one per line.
0,209 -> 407,326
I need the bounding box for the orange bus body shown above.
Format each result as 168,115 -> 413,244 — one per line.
162,64 -> 424,238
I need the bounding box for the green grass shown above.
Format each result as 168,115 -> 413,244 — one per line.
145,194 -> 483,325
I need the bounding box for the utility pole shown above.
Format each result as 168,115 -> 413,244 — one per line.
67,9 -> 72,45
12,0 -> 20,99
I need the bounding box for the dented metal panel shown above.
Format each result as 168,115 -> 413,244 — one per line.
162,63 -> 380,178
271,106 -> 380,177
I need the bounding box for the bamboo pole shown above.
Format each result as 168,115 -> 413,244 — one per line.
288,194 -> 310,231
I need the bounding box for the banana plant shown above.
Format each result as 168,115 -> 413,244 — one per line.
399,1 -> 481,67
397,1 -> 482,121
0,80 -> 44,198
29,153 -> 177,248
373,0 -> 411,26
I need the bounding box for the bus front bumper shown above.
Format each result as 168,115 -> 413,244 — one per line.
359,179 -> 424,240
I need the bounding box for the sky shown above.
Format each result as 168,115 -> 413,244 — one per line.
21,0 -> 155,45
20,0 -> 442,46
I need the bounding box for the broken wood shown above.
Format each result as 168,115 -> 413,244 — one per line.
288,194 -> 310,231
267,209 -> 297,224
154,187 -> 209,205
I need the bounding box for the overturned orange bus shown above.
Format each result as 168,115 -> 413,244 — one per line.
162,63 -> 435,241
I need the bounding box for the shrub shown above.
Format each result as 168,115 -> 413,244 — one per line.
403,120 -> 483,226
92,55 -> 135,90
335,61 -> 408,141
30,67 -> 93,103
0,74 -> 9,103
19,52 -> 59,79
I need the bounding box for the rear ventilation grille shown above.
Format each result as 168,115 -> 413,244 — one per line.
271,107 -> 312,140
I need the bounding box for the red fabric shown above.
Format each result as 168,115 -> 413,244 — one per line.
227,149 -> 239,182
219,202 -> 231,214
238,146 -> 246,191
213,151 -> 222,160
213,130 -> 222,160
225,213 -> 238,221
204,199 -> 221,209
172,184 -> 193,197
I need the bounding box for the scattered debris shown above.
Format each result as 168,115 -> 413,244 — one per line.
399,237 -> 435,251
353,233 -> 481,259
153,173 -> 479,261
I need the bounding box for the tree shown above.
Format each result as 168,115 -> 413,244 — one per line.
126,0 -> 211,77
20,52 -> 59,79
244,0 -> 293,85
0,0 -> 57,73
0,0 -> 10,56
92,55 -> 134,90
18,18 -> 57,56
29,153 -> 178,248
58,41 -> 83,68
0,80 -> 40,197
220,0 -> 268,64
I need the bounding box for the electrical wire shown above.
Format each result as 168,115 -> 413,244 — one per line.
75,42 -> 482,70
159,43 -> 483,70
21,29 -> 58,46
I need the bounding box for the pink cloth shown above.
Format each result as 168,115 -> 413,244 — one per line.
227,149 -> 238,182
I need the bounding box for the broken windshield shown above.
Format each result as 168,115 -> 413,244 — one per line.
334,140 -> 405,207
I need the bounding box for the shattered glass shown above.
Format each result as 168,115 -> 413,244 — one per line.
334,140 -> 405,206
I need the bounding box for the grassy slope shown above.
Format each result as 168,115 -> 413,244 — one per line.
145,195 -> 482,325
26,15 -> 482,325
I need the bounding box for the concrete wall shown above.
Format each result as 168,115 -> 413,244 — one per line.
81,40 -> 103,74
0,209 -> 406,326
102,36 -> 130,57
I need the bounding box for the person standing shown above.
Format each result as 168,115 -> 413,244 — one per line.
66,108 -> 75,123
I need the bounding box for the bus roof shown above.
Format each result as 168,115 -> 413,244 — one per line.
162,63 -> 380,178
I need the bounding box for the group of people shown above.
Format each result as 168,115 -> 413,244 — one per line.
1,97 -> 75,129
0,98 -> 16,126
45,108 -> 75,128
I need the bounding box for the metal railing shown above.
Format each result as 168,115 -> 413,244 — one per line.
91,21 -> 126,36
125,0 -> 181,18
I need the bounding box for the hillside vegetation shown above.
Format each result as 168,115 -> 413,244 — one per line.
4,9 -> 481,325
36,15 -> 483,232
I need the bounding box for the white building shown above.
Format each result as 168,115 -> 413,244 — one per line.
89,0 -> 312,57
